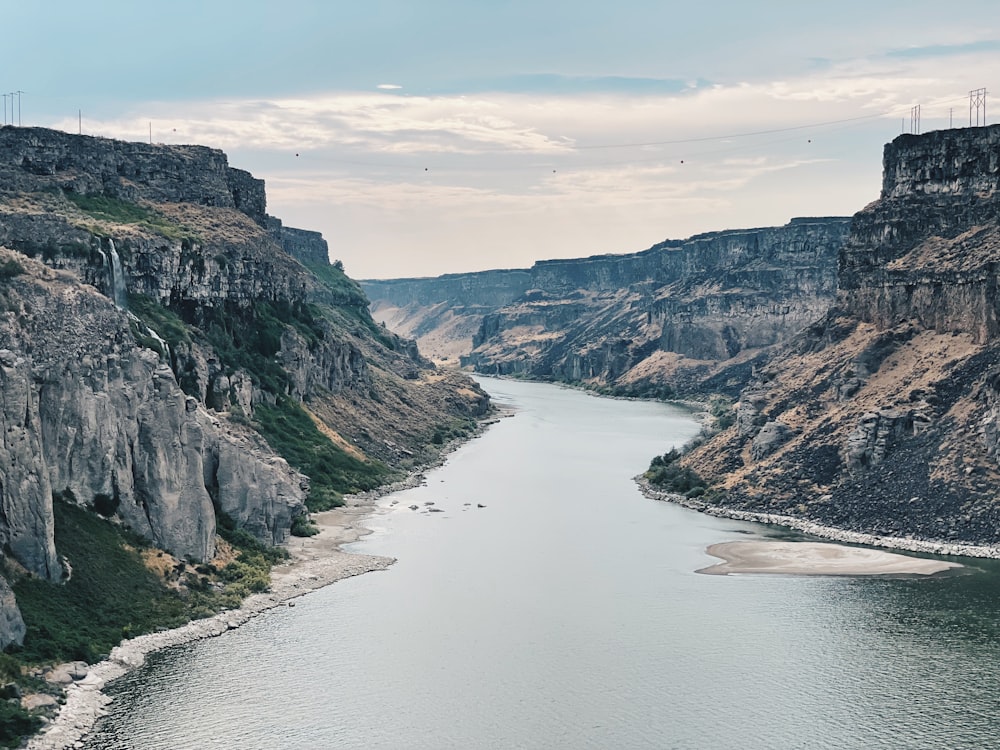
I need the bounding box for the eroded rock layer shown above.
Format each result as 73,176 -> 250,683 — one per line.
364,218 -> 850,394
0,126 -> 489,639
684,125 -> 1000,545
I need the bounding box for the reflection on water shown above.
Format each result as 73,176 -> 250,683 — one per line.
86,378 -> 1000,749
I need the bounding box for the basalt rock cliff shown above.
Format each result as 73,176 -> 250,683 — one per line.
683,125 -> 1000,545
364,218 -> 850,396
0,127 -> 488,648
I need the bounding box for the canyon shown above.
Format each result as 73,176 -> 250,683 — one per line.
367,125 -> 1000,548
365,217 -> 851,397
0,127 -> 488,651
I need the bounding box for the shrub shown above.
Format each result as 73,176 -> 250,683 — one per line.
92,493 -> 119,517
708,395 -> 735,430
0,702 -> 41,749
126,293 -> 191,348
644,449 -> 706,494
290,515 -> 320,537
254,399 -> 390,511
0,259 -> 24,280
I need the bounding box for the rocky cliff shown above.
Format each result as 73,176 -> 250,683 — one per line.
681,125 -> 1000,546
0,126 -> 488,650
364,218 -> 850,394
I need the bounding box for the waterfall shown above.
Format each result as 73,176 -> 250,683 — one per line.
108,239 -> 127,308
145,325 -> 171,361
126,311 -> 171,362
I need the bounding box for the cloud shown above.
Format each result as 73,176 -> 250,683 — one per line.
44,46 -> 1000,277
886,39 -> 1000,59
431,74 -> 707,96
376,84 -> 402,90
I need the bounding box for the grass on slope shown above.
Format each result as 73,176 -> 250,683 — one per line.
255,397 -> 391,510
65,193 -> 194,241
9,501 -> 278,666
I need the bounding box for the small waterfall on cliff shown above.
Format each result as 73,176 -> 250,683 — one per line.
146,324 -> 171,361
108,239 -> 127,308
125,311 -> 172,362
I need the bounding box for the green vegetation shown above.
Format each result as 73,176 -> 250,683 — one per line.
7,500 -> 282,666
430,417 -> 477,445
306,262 -> 396,348
0,259 -> 24,280
305,261 -> 368,307
644,448 -> 706,497
121,291 -> 392,512
290,515 -> 321,537
91,493 -> 120,518
255,399 -> 390,511
605,381 -> 677,401
0,499 -> 292,746
65,192 -> 194,241
8,238 -> 99,265
127,292 -> 191,349
0,702 -> 41,749
200,299 -> 324,395
189,296 -> 391,509
707,394 -> 735,430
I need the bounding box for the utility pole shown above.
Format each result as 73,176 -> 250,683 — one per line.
2,94 -> 7,125
78,109 -> 82,135
910,105 -> 921,134
970,88 -> 987,126
15,91 -> 23,126
949,108 -> 954,128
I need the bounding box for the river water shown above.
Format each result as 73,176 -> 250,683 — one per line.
86,377 -> 1000,749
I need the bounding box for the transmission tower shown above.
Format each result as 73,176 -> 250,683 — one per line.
910,105 -> 921,134
970,88 -> 987,126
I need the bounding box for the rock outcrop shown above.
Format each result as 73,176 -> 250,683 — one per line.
0,126 -> 490,635
1,253 -> 300,566
683,125 -> 1000,546
364,218 -> 850,394
0,576 -> 25,649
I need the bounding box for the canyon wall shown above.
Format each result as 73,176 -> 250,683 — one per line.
0,126 -> 489,646
683,125 -> 1000,545
365,218 -> 851,393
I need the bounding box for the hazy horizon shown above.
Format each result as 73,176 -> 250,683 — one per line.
6,1 -> 999,278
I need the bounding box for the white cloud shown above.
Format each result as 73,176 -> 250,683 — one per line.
45,46 -> 1000,277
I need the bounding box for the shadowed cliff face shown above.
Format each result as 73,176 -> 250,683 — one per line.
684,125 -> 1000,546
364,218 -> 850,394
0,127 -> 489,637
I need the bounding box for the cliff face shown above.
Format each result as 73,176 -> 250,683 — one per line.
684,125 -> 1000,545
365,218 -> 850,394
0,127 -> 488,645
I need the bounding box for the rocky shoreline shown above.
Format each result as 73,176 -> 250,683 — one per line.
27,412 -> 504,750
637,478 -> 1000,560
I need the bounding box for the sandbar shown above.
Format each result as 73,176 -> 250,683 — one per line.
698,540 -> 963,576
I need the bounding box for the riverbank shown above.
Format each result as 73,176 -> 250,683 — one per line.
698,540 -> 962,576
27,412 -> 505,750
637,478 -> 1000,560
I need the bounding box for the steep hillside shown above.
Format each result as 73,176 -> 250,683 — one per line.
0,127 -> 488,654
679,125 -> 1000,546
364,217 -> 850,396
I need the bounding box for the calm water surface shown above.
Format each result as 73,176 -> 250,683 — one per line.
87,378 -> 1000,749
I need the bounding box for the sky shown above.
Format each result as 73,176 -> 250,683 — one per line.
4,1 -> 1000,278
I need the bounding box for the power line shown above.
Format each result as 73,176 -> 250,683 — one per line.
571,112 -> 891,150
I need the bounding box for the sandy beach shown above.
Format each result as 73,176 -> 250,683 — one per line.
698,540 -> 963,576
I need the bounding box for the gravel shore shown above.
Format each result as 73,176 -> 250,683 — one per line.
28,415 -> 504,750
638,478 -> 1000,560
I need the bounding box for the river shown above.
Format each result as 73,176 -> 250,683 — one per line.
85,377 -> 1000,749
